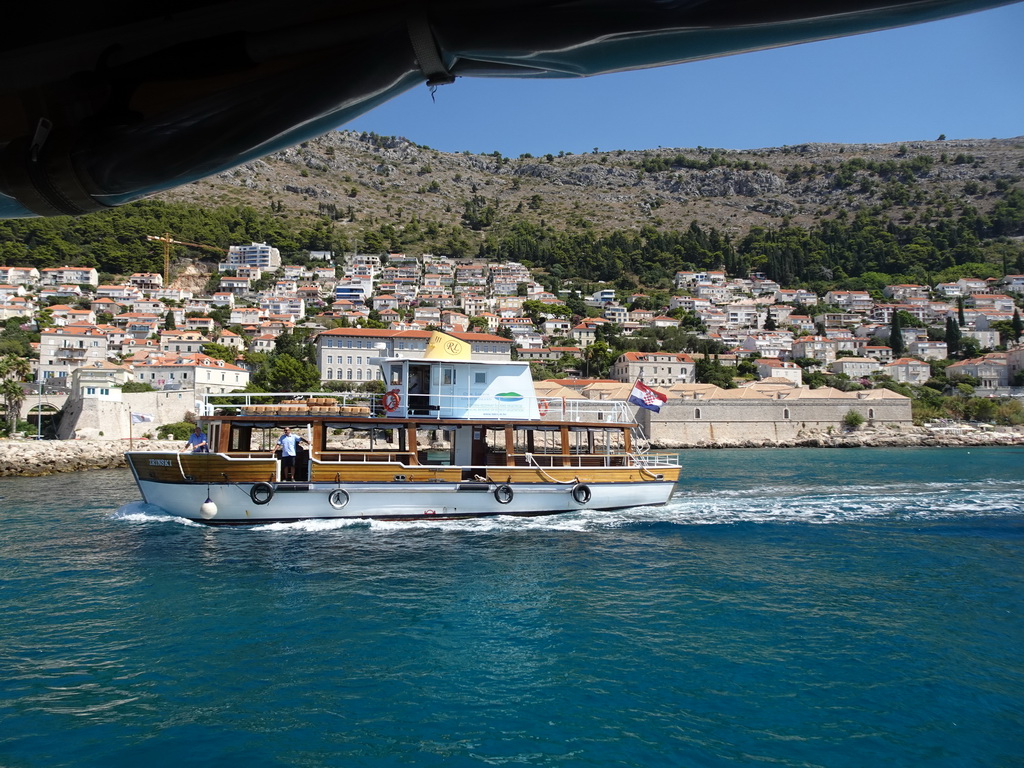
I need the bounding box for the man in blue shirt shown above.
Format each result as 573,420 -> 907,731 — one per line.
184,425 -> 209,453
276,426 -> 308,481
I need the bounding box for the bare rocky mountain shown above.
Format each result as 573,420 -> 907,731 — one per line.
156,130 -> 1024,243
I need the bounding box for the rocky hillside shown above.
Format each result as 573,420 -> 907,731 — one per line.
156,130 -> 1024,242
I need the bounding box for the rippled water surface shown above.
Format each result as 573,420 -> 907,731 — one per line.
1,447 -> 1022,767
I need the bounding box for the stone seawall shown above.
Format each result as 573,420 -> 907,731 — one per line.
0,440 -> 180,477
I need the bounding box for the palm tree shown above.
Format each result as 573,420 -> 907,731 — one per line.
0,354 -> 32,434
0,379 -> 26,434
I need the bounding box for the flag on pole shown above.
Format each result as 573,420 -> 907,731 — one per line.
628,380 -> 668,413
131,412 -> 154,424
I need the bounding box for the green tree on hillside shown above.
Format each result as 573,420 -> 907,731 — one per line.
945,316 -> 962,357
889,311 -> 905,357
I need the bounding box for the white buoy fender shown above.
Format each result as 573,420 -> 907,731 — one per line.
200,497 -> 218,519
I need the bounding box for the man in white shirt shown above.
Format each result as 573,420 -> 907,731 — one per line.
276,426 -> 308,481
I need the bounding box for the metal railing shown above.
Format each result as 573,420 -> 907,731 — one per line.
201,391 -> 635,424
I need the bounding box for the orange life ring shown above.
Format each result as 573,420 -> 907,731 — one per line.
382,389 -> 401,413
537,399 -> 549,416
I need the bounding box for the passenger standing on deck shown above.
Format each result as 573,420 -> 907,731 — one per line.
276,426 -> 308,481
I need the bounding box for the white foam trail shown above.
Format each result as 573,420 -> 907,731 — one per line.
111,480 -> 1024,533
112,501 -> 204,526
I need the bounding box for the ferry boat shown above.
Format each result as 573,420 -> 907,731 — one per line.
125,336 -> 680,524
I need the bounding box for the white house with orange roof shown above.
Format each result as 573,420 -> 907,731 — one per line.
460,293 -> 491,317
740,332 -> 793,359
184,317 -> 216,333
258,294 -> 305,319
441,310 -> 470,333
129,273 -> 163,292
862,345 -> 894,364
220,276 -> 252,295
159,330 -> 209,354
968,293 -> 1016,312
250,334 -> 279,353
883,284 -> 929,301
831,357 -> 881,378
884,358 -> 931,384
774,288 -> 818,305
97,284 -> 142,302
909,340 -> 947,360
956,277 -> 989,294
37,324 -> 110,381
609,351 -> 696,386
90,296 -> 123,316
230,307 -> 263,325
997,275 -> 1024,293
948,354 -> 1008,388
132,353 -> 249,394
131,298 -> 166,315
0,266 -> 40,285
42,303 -> 80,325
791,336 -> 838,364
97,324 -> 129,351
42,266 -> 99,287
755,358 -> 803,385
825,290 -> 873,313
215,329 -> 245,351
0,296 -> 34,320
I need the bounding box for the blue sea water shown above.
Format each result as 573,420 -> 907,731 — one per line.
1,447 -> 1022,767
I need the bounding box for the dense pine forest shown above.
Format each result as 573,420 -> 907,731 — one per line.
1,188 -> 1021,296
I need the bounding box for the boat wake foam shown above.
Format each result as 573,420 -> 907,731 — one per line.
111,478 -> 1023,532
112,501 -> 205,526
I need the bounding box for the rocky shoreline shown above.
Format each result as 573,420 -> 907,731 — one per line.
1,428 -> 1021,477
650,426 -> 1024,450
0,440 -> 181,477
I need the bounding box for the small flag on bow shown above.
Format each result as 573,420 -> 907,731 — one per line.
628,380 -> 668,413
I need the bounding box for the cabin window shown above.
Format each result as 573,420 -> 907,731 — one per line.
474,371 -> 486,385
442,368 -> 455,386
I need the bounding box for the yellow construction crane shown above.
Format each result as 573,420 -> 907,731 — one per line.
146,233 -> 226,285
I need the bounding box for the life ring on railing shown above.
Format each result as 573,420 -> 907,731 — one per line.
250,482 -> 274,505
494,484 -> 514,504
382,389 -> 401,413
537,399 -> 549,416
571,483 -> 592,504
328,488 -> 350,509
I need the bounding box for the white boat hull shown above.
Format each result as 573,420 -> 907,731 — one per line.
134,477 -> 676,524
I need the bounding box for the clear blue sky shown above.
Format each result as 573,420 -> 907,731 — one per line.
345,3 -> 1023,156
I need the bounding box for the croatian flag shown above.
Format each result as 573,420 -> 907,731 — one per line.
131,412 -> 154,424
628,380 -> 668,413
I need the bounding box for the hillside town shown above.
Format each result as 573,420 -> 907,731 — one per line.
1,241 -> 1023,444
